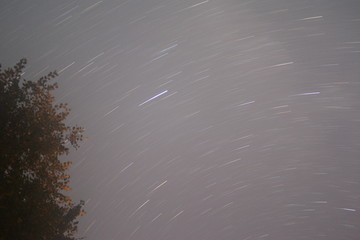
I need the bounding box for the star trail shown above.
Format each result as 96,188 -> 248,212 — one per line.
1,0 -> 360,239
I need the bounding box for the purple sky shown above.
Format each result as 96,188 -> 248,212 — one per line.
1,0 -> 360,239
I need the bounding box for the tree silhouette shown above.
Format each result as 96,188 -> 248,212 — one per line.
0,59 -> 85,240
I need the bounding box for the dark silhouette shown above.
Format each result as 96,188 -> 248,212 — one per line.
0,59 -> 85,240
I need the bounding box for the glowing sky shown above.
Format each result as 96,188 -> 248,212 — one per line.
1,0 -> 360,239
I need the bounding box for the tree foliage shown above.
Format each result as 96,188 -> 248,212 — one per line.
0,59 -> 85,240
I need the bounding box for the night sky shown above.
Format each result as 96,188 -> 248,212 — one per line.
1,0 -> 360,239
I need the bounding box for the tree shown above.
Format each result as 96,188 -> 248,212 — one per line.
0,59 -> 86,240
